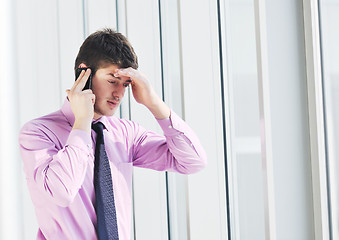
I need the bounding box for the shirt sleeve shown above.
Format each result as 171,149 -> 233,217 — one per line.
132,110 -> 207,174
19,121 -> 93,207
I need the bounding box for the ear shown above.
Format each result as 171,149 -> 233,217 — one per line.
78,63 -> 88,68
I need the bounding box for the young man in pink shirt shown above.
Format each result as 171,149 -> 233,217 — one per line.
19,28 -> 206,240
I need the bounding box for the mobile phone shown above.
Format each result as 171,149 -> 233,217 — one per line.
75,67 -> 93,90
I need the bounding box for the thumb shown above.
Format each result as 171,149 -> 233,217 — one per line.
65,89 -> 71,98
91,94 -> 96,104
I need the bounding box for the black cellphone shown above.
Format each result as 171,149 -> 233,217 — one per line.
75,67 -> 93,90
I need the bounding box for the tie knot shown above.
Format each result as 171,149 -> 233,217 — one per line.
92,122 -> 104,135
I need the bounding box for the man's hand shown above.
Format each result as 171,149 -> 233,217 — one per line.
66,69 -> 95,133
114,68 -> 170,119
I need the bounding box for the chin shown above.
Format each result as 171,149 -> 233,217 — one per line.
94,108 -> 117,118
102,109 -> 116,117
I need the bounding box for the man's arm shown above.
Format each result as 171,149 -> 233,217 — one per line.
129,111 -> 207,174
19,69 -> 95,207
19,123 -> 93,207
114,67 -> 170,120
114,68 -> 207,173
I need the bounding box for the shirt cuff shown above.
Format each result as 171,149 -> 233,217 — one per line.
66,129 -> 93,153
157,110 -> 184,136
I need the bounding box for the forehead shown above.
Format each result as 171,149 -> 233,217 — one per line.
96,64 -> 130,81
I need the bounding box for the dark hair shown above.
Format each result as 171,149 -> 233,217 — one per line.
74,28 -> 138,74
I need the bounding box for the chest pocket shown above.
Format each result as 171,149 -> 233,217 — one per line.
104,132 -> 130,167
102,128 -> 133,190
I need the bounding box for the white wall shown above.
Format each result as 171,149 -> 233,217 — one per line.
265,1 -> 314,239
0,0 -> 331,239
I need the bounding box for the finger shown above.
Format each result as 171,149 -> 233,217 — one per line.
81,89 -> 93,94
116,69 -> 141,88
83,93 -> 96,104
70,70 -> 85,92
114,67 -> 136,79
90,94 -> 96,104
81,90 -> 95,102
74,69 -> 92,92
75,69 -> 86,82
65,89 -> 70,98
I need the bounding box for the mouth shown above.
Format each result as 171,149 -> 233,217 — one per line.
107,100 -> 118,108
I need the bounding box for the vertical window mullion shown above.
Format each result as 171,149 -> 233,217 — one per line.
311,0 -> 334,239
253,0 -> 277,239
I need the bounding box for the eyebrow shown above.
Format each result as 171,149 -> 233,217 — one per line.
108,73 -> 132,83
108,73 -> 121,80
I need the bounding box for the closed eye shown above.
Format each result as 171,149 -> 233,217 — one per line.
124,80 -> 132,87
108,80 -> 130,88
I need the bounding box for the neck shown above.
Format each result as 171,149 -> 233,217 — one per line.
93,112 -> 103,120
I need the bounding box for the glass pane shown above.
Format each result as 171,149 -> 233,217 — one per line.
222,0 -> 265,238
319,0 -> 339,238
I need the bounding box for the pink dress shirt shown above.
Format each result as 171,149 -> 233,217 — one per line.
19,99 -> 207,240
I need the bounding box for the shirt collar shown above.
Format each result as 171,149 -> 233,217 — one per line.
61,98 -> 109,130
92,115 -> 109,130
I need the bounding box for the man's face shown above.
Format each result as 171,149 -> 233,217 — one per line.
91,64 -> 131,119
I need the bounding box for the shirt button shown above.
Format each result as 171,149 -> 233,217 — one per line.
168,125 -> 172,129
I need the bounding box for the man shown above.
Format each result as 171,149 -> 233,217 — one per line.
19,28 -> 207,240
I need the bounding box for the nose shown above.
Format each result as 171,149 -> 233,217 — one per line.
112,82 -> 126,98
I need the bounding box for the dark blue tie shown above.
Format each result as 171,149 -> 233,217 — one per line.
92,122 -> 119,240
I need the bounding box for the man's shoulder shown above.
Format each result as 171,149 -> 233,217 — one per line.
20,109 -> 68,136
19,109 -> 72,153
